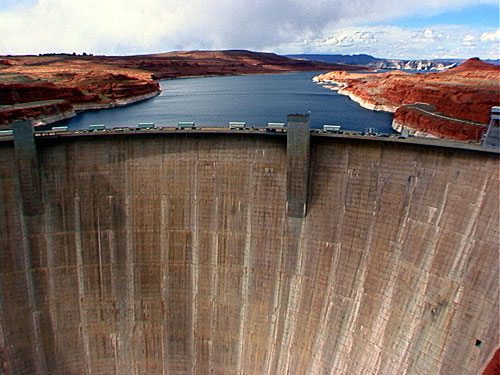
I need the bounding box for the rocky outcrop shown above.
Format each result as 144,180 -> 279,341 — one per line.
0,83 -> 99,105
0,68 -> 161,125
0,100 -> 76,129
393,104 -> 487,141
482,348 -> 500,375
314,58 -> 500,140
0,59 -> 13,66
0,100 -> 76,128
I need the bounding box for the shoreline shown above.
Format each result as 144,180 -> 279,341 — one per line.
314,78 -> 398,113
338,88 -> 398,113
73,90 -> 161,111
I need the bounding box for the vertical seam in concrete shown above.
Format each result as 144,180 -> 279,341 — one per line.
160,194 -> 169,375
264,234 -> 285,375
108,194 -> 119,373
328,192 -> 380,375
191,161 -> 200,374
44,201 -> 58,372
97,212 -> 105,300
371,176 -> 418,375
401,182 -> 451,374
449,178 -> 488,278
120,195 -> 135,375
436,177 -> 490,375
337,170 -> 383,374
319,146 -> 350,375
109,196 -> 117,306
237,159 -> 255,374
209,228 -> 219,374
19,219 -> 47,375
0,286 -> 12,374
209,193 -> 220,374
74,196 -> 92,375
265,145 -> 291,375
306,242 -> 341,375
277,217 -> 307,374
0,175 -> 14,374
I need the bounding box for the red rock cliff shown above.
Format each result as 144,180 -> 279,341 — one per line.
314,58 -> 500,139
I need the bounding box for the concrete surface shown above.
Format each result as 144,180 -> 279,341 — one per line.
0,131 -> 498,374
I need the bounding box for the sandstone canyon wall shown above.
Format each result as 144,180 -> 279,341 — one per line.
314,58 -> 500,140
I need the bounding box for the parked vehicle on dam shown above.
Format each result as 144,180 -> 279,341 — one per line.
177,121 -> 195,129
229,121 -> 246,129
51,126 -> 69,132
138,122 -> 155,129
323,124 -> 342,133
89,124 -> 106,131
266,122 -> 286,132
112,126 -> 135,131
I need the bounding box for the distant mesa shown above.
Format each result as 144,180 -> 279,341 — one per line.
450,56 -> 498,70
287,53 -> 500,71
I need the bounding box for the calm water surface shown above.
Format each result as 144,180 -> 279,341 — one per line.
60,72 -> 394,132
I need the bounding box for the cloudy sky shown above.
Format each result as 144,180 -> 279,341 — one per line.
0,0 -> 498,59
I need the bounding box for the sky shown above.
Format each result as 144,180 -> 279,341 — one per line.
0,0 -> 498,59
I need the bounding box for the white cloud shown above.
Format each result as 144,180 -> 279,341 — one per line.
358,32 -> 376,42
462,34 -> 476,46
318,31 -> 378,48
411,28 -> 448,42
279,25 -> 499,59
0,0 -> 498,57
480,29 -> 500,42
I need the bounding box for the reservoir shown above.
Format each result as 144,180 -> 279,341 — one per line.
60,72 -> 394,132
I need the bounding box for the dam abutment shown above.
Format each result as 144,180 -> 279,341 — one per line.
0,130 -> 498,374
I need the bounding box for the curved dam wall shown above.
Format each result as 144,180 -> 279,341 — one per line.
0,131 -> 498,374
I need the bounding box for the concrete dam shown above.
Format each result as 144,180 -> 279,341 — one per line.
0,118 -> 498,375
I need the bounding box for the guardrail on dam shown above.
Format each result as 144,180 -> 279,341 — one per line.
0,120 -> 498,374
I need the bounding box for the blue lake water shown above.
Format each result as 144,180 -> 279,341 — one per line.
59,72 -> 394,132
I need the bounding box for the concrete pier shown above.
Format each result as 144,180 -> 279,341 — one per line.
286,114 -> 311,218
0,131 -> 498,374
12,120 -> 43,216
